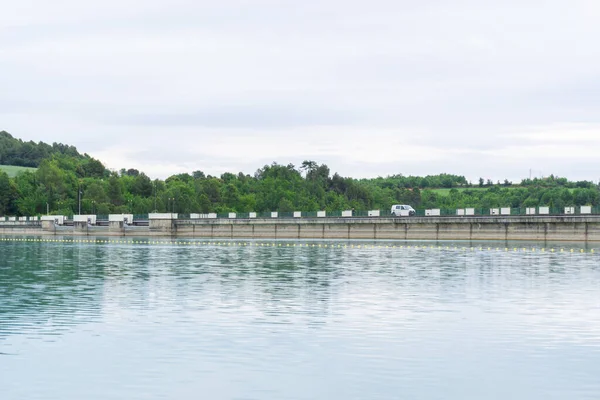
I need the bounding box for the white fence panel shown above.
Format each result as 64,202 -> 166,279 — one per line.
538,207 -> 550,215
317,211 -> 326,218
368,210 -> 380,217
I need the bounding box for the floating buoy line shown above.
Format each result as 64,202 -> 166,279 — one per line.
0,236 -> 596,254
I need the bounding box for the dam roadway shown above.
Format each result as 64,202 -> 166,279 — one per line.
4,214 -> 600,242
172,215 -> 600,242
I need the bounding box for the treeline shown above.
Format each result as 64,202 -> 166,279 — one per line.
1,155 -> 600,217
1,132 -> 600,216
0,131 -> 97,168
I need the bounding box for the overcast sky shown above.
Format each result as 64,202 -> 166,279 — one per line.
2,0 -> 599,182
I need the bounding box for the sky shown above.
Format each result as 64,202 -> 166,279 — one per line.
1,0 -> 600,182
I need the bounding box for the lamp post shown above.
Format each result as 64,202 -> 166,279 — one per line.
78,186 -> 82,215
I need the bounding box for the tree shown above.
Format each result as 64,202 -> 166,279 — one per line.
107,175 -> 124,206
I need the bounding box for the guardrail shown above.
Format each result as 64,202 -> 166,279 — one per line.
1,206 -> 599,225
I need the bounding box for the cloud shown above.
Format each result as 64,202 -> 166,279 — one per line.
1,0 -> 599,181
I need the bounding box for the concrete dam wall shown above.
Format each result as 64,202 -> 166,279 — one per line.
3,216 -> 600,242
174,216 -> 600,242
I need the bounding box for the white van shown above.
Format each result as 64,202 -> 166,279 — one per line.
391,204 -> 416,217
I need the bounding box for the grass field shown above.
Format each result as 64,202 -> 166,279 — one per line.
428,187 -> 577,195
427,187 -> 504,195
0,165 -> 37,177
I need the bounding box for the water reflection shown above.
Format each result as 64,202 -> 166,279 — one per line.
1,237 -> 599,400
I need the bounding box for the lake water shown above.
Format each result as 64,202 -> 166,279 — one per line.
1,237 -> 600,400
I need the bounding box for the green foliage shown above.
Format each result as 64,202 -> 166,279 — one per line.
2,133 -> 600,216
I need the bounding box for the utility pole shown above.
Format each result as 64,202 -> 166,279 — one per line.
46,202 -> 49,215
78,185 -> 82,215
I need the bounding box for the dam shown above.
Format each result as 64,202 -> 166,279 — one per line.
3,212 -> 600,242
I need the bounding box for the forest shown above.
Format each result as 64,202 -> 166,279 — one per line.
0,131 -> 599,216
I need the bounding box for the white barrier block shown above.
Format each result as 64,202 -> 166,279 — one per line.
74,215 -> 97,224
293,211 -> 302,218
456,209 -> 465,216
30,216 -> 39,221
248,212 -> 256,218
490,208 -> 500,215
317,211 -> 326,218
341,210 -> 353,217
8,217 -> 16,221
538,207 -> 549,215
149,213 -> 177,219
228,213 -> 237,219
19,216 -> 27,221
271,212 -> 278,218
580,206 -> 592,214
41,215 -> 65,224
526,207 -> 536,215
500,208 -> 511,215
368,210 -> 380,217
564,207 -> 575,215
109,214 -> 133,222
190,213 -> 200,219
465,208 -> 475,216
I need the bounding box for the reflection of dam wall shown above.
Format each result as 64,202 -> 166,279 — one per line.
3,216 -> 600,242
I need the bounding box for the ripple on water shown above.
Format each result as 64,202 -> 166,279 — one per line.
0,238 -> 600,400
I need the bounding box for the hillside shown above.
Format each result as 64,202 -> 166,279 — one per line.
0,132 -> 599,217
0,131 -> 86,168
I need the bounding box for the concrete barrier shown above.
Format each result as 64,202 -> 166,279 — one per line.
581,206 -> 592,214
341,210 -> 353,217
500,208 -> 510,215
457,209 -> 465,216
317,211 -> 326,218
109,214 -> 133,222
539,207 -> 550,215
526,207 -> 536,215
293,211 -> 302,218
368,210 -> 380,217
565,207 -> 575,215
229,213 -> 237,219
271,212 -> 278,218
74,215 -> 97,224
149,213 -> 177,219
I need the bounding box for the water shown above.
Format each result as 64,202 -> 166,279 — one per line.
1,237 -> 600,400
